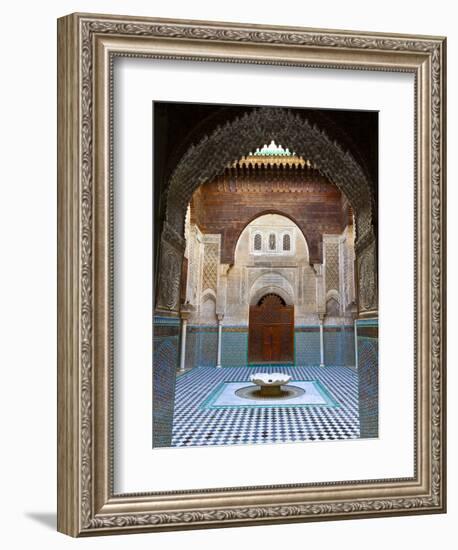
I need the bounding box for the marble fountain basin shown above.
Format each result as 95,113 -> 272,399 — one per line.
249,372 -> 292,397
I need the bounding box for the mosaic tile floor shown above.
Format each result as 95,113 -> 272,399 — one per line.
171,366 -> 360,447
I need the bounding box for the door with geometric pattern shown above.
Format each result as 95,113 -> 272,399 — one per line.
248,293 -> 294,363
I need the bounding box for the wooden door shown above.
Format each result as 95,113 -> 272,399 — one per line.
262,326 -> 272,362
249,294 -> 294,363
261,325 -> 283,361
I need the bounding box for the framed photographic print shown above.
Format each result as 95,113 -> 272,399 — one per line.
57,13 -> 446,536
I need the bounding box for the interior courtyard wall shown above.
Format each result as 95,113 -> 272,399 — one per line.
191,167 -> 348,265
182,213 -> 358,368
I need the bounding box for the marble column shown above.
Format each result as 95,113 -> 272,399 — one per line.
216,264 -> 229,369
313,264 -> 326,368
319,315 -> 325,367
313,263 -> 326,313
179,309 -> 192,371
216,314 -> 224,368
354,318 -> 359,370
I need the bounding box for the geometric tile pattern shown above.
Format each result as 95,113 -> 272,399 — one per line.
324,327 -> 355,367
221,330 -> 248,367
168,365 -> 360,447
182,327 -> 356,369
186,328 -> 218,368
185,329 -> 199,369
202,242 -> 219,292
152,333 -> 179,447
325,241 -> 339,293
295,329 -> 321,365
357,335 -> 379,438
197,330 -> 218,367
344,328 -> 356,365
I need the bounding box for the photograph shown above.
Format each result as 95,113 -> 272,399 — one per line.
153,101 -> 379,449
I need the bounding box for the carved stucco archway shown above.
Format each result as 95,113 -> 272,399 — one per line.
250,286 -> 295,307
232,209 -> 311,266
156,107 -> 377,316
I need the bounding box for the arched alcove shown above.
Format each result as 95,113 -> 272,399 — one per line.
234,212 -> 309,264
233,209 -> 310,265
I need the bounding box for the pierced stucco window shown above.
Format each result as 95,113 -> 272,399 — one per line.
269,233 -> 276,251
254,233 -> 262,251
282,233 -> 291,251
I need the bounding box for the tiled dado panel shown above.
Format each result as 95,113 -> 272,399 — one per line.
198,329 -> 218,367
185,326 -> 356,368
295,326 -> 355,367
184,328 -> 199,370
185,327 -> 219,369
295,327 -> 320,365
186,326 -> 247,368
152,316 -> 180,447
344,328 -> 356,366
357,319 -> 379,438
222,328 -> 248,367
324,327 -> 355,367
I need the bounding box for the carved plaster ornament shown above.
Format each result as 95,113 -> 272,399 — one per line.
358,245 -> 377,311
158,244 -> 181,311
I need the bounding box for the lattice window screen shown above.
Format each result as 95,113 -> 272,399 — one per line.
254,233 -> 262,251
325,242 -> 339,293
269,233 -> 276,250
202,242 -> 219,292
283,233 -> 291,251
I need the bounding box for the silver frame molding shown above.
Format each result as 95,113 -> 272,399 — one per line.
57,12 -> 446,537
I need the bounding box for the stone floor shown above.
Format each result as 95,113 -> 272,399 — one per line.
171,365 -> 360,447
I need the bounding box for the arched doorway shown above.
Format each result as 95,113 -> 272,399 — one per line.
248,294 -> 294,364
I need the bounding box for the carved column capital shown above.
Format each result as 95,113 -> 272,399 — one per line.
312,263 -> 323,277
219,263 -> 230,276
179,304 -> 194,321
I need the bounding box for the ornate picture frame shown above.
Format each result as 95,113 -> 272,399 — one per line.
57,13 -> 446,536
